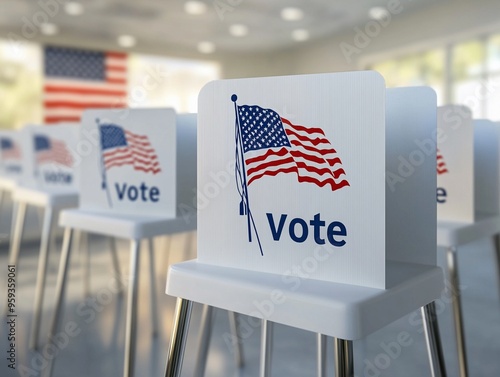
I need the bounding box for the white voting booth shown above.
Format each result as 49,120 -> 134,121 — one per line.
46,109 -> 198,377
0,129 -> 26,234
436,112 -> 500,377
6,123 -> 81,349
164,72 -> 446,377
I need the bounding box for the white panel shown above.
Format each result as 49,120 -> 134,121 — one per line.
385,87 -> 437,267
80,108 -> 177,217
474,120 -> 500,216
198,71 -> 386,289
436,106 -> 474,223
176,113 -> 197,219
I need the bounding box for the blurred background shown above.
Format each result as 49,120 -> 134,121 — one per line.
1,0 -> 500,129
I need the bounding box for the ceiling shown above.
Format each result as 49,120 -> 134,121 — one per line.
0,0 -> 444,57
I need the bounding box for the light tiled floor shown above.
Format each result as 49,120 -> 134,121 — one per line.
1,220 -> 500,377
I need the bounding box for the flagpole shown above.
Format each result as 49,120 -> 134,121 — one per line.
232,95 -> 263,256
96,119 -> 112,207
232,95 -> 253,242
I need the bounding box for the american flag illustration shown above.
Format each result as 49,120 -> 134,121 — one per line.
232,94 -> 349,255
34,135 -> 74,167
1,137 -> 22,161
44,46 -> 127,124
437,149 -> 449,175
99,123 -> 161,175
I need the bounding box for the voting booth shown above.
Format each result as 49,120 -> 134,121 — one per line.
79,109 -> 177,217
164,72 -> 446,377
194,71 -> 437,289
6,123 -> 81,349
436,115 -> 500,377
46,109 -> 198,377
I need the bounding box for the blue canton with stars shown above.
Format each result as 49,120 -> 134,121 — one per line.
99,124 -> 128,151
238,105 -> 291,153
45,46 -> 105,80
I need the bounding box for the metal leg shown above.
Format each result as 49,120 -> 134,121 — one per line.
493,234 -> 500,301
29,207 -> 53,350
228,311 -> 244,368
334,338 -> 353,377
8,200 -> 18,250
72,229 -> 84,298
82,232 -> 90,297
164,298 -> 193,377
123,240 -> 140,377
7,201 -> 27,268
317,334 -> 327,377
5,201 -> 27,313
446,246 -> 468,377
45,227 -> 74,377
109,237 -> 123,296
421,302 -> 447,377
148,238 -> 159,337
193,305 -> 215,377
259,320 -> 273,377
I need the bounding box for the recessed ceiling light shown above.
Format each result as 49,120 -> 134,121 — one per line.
40,23 -> 59,36
229,24 -> 248,37
369,7 -> 389,21
281,7 -> 304,21
117,35 -> 136,48
292,29 -> 309,42
64,2 -> 84,16
198,41 -> 215,54
184,1 -> 207,15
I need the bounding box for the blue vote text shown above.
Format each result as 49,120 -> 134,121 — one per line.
266,213 -> 347,247
437,187 -> 447,204
44,171 -> 72,184
115,182 -> 160,202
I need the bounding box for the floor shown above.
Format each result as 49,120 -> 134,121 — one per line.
1,210 -> 500,377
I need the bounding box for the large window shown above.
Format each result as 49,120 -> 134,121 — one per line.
370,33 -> 500,120
0,41 -> 43,129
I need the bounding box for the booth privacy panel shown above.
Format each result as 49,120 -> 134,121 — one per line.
385,87 -> 437,267
197,71 -> 437,289
474,120 -> 500,217
80,108 -> 177,217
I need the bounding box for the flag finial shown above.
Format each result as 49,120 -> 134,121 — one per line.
231,94 -> 237,102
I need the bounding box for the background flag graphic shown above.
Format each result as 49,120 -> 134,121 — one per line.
0,138 -> 22,161
44,46 -> 127,124
99,124 -> 161,175
34,135 -> 74,167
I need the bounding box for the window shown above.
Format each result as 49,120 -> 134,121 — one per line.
368,33 -> 500,121
0,39 -> 43,129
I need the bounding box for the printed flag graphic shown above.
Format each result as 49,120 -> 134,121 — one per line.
97,121 -> 161,207
232,95 -> 349,255
44,46 -> 127,124
437,149 -> 449,175
0,138 -> 22,161
34,135 -> 74,167
99,123 -> 161,175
